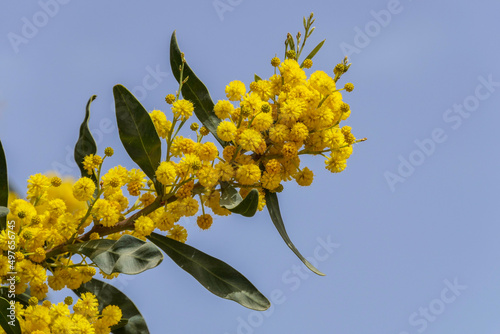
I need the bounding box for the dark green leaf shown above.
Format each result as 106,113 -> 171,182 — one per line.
170,31 -> 226,147
113,85 -> 163,195
148,232 -> 270,311
67,234 -> 163,275
0,289 -> 29,307
254,74 -> 262,82
0,140 -> 8,230
300,39 -> 325,67
0,297 -> 20,334
264,190 -> 325,276
73,278 -> 149,334
220,183 -> 259,217
74,95 -> 98,186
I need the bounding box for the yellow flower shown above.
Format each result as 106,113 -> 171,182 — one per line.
168,224 -> 188,243
265,159 -> 281,174
197,165 -> 219,188
82,154 -> 102,175
280,98 -> 305,125
101,305 -> 122,327
215,162 -> 234,182
289,122 -> 309,142
172,99 -> 194,120
134,216 -> 155,237
238,129 -> 264,152
170,136 -> 197,157
261,171 -> 282,190
217,121 -> 237,142
197,214 -> 213,230
72,177 -> 95,202
197,142 -> 218,162
225,80 -> 246,101
269,124 -> 289,144
325,155 -> 347,173
93,199 -> 120,227
154,211 -> 176,231
150,109 -> 171,138
251,112 -> 273,132
27,173 -> 50,199
309,70 -> 336,96
73,292 -> 99,317
295,167 -> 314,186
214,100 -> 235,119
278,59 -> 306,87
156,161 -> 177,185
236,164 -> 261,185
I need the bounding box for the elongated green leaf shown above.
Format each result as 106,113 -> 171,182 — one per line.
113,84 -> 163,194
0,289 -> 29,307
73,279 -> 149,334
67,234 -> 163,275
300,39 -> 325,67
0,140 -> 8,230
170,31 -> 226,147
148,232 -> 270,311
0,207 -> 8,218
264,190 -> 325,276
254,74 -> 262,82
220,183 -> 259,217
0,297 -> 20,334
74,95 -> 98,186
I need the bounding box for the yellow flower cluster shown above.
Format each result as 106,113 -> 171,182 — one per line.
137,56 -> 362,245
10,293 -> 121,333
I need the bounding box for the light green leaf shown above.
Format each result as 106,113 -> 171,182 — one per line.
74,95 -> 98,186
73,279 -> 149,334
220,183 -> 259,217
148,232 -> 270,311
0,297 -> 20,334
300,39 -> 325,67
67,234 -> 163,275
264,190 -> 325,276
170,31 -> 226,147
0,207 -> 8,219
0,140 -> 8,230
113,85 -> 163,195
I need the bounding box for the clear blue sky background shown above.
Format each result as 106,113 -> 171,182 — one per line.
1,1 -> 500,333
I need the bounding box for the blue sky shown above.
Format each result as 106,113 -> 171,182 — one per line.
1,0 -> 500,333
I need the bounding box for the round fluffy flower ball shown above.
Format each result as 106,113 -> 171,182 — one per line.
135,216 -> 155,237
72,177 -> 96,201
172,99 -> 194,120
156,161 -> 177,185
217,121 -> 237,142
225,80 -> 246,101
197,214 -> 213,230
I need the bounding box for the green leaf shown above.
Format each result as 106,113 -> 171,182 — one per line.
264,190 -> 325,276
0,140 -> 8,231
300,39 -> 325,67
220,183 -> 259,217
0,207 -> 8,219
67,234 -> 163,275
73,278 -> 149,334
0,289 -> 30,307
0,297 -> 20,334
170,31 -> 226,147
254,74 -> 262,82
148,232 -> 270,311
74,95 -> 98,186
113,84 -> 163,195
